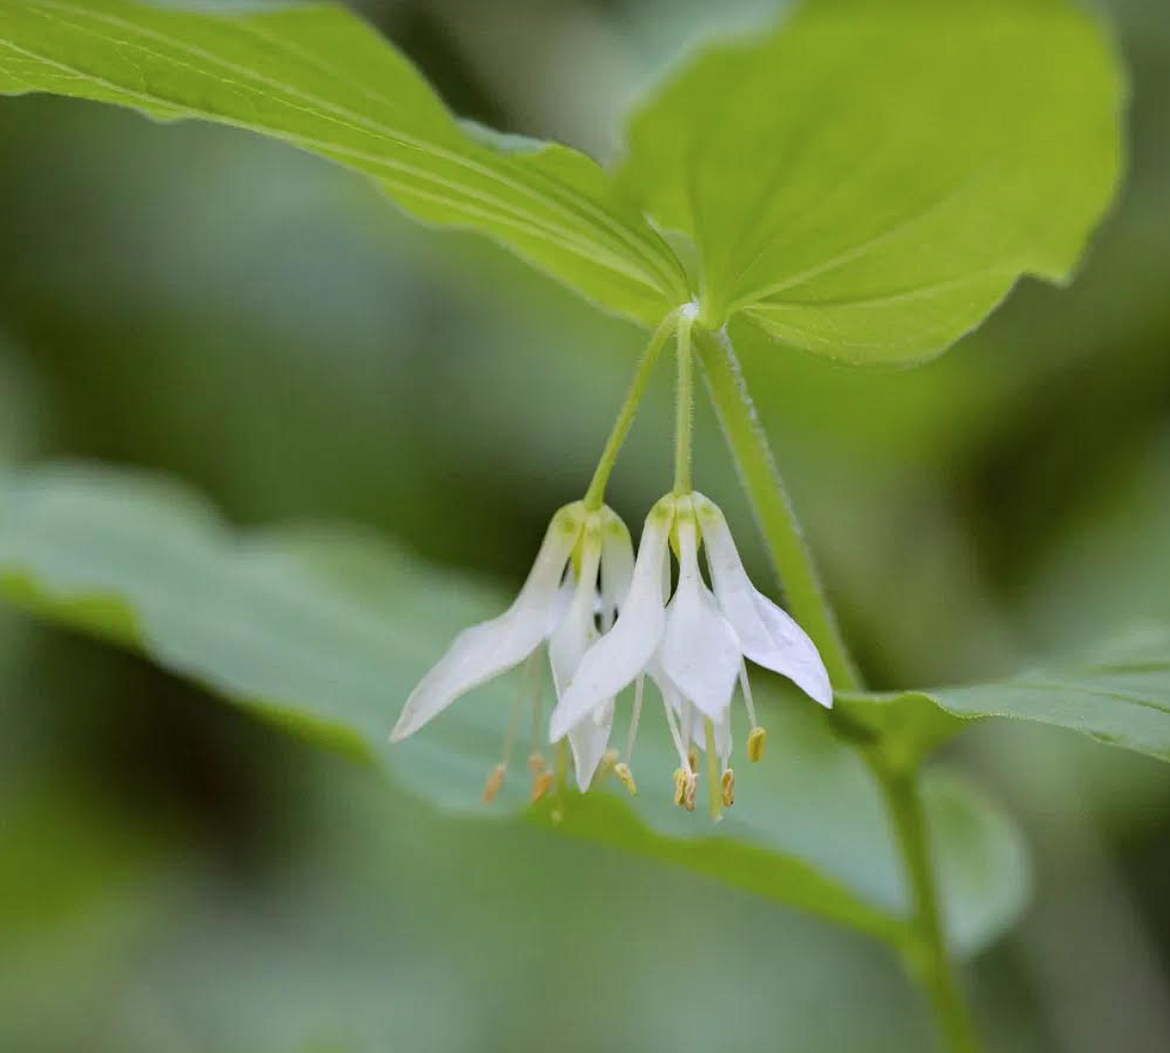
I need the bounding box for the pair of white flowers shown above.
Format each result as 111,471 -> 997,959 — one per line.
391,491 -> 832,811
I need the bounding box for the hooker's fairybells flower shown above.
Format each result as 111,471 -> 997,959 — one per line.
390,500 -> 635,798
549,491 -> 832,812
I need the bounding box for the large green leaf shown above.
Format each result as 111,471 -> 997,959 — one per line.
0,0 -> 1124,366
620,0 -> 1124,364
0,463 -> 1027,953
837,626 -> 1170,764
0,0 -> 687,322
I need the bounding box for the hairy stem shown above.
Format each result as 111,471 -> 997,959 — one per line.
873,757 -> 984,1053
583,311 -> 678,511
694,325 -> 984,1053
693,328 -> 859,690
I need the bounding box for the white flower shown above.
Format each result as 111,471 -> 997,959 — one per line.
550,491 -> 831,812
390,500 -> 634,798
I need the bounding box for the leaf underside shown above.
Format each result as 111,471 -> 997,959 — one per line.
0,0 -> 686,323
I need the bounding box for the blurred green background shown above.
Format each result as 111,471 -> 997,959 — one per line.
1,1 -> 1168,1050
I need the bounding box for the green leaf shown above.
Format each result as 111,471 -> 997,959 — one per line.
839,626 -> 1170,764
0,463 -> 1026,953
0,0 -> 687,322
619,0 -> 1124,363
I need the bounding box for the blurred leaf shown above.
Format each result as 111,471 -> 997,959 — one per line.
0,777 -> 178,1053
927,769 -> 1031,955
0,463 -> 1028,953
0,0 -> 686,322
841,624 -> 1170,764
620,0 -> 1124,363
0,335 -> 47,464
1024,435 -> 1170,651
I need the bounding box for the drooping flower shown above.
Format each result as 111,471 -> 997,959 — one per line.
550,491 -> 831,812
390,500 -> 634,797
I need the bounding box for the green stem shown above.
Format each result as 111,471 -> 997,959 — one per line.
583,311 -> 678,511
673,309 -> 696,495
872,756 -> 984,1053
694,325 -> 984,1053
693,328 -> 859,690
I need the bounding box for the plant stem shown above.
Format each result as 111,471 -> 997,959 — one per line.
673,309 -> 696,495
583,311 -> 678,511
693,328 -> 859,691
694,325 -> 984,1053
873,757 -> 984,1053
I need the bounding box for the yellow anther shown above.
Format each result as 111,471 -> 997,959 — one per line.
721,769 -> 735,807
530,769 -> 554,804
672,768 -> 698,811
614,762 -> 637,796
747,726 -> 767,763
527,751 -> 547,775
687,748 -> 698,773
482,763 -> 506,803
598,749 -> 619,780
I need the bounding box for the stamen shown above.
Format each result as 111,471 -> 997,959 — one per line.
499,667 -> 528,772
661,691 -> 691,771
741,658 -> 767,762
739,662 -> 762,730
485,650 -> 543,805
555,738 -> 568,793
614,762 -> 637,796
597,749 -> 619,780
703,717 -> 723,821
672,767 -> 697,810
721,768 -> 735,807
529,652 -> 546,763
482,763 -> 506,803
678,696 -> 693,745
623,675 -> 645,764
530,769 -> 554,803
527,751 -> 547,775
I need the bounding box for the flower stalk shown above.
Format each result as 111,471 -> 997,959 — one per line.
583,310 -> 679,512
693,328 -> 859,690
673,304 -> 697,495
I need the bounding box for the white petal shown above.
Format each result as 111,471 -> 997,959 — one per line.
694,491 -> 833,708
391,503 -> 583,742
567,712 -> 613,792
747,593 -> 833,707
549,529 -> 617,786
549,529 -> 602,696
599,508 -> 634,626
658,505 -> 740,720
650,663 -> 691,767
548,497 -> 675,743
544,578 -> 574,637
676,690 -> 732,760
